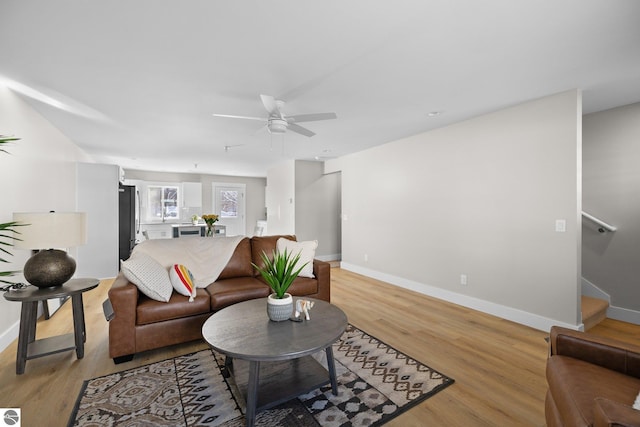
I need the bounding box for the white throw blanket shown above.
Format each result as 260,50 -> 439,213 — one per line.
131,236 -> 245,288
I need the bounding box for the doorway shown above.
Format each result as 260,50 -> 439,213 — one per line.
212,182 -> 246,236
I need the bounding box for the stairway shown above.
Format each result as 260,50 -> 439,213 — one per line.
581,295 -> 609,330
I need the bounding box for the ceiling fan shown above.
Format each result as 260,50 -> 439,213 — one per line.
213,94 -> 337,137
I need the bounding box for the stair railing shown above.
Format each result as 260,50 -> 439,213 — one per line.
582,211 -> 617,233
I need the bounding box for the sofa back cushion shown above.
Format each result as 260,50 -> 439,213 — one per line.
217,237 -> 253,280
554,330 -> 640,377
251,235 -> 296,276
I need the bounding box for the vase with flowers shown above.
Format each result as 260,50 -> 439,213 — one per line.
201,214 -> 219,237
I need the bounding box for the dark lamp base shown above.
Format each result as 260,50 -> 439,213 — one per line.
24,249 -> 76,288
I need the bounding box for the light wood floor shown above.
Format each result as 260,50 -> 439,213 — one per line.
1,268 -> 639,426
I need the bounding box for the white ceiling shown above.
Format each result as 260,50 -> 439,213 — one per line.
1,1 -> 639,177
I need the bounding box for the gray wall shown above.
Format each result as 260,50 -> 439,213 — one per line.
295,160 -> 341,260
124,169 -> 266,236
332,90 -> 582,330
582,102 -> 640,313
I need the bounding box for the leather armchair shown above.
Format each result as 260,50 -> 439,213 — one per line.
546,326 -> 640,427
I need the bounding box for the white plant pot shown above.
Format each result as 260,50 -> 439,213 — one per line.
267,293 -> 293,322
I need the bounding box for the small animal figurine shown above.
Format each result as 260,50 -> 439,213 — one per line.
294,299 -> 315,321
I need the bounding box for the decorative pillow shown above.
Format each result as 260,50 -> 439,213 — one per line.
121,253 -> 173,302
276,238 -> 318,278
169,264 -> 196,302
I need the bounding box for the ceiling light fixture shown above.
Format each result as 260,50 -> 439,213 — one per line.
427,111 -> 443,117
268,118 -> 288,134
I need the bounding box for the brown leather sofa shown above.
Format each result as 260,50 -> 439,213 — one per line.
546,326 -> 640,426
108,235 -> 330,363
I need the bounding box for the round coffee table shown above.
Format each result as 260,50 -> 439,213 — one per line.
202,297 -> 348,427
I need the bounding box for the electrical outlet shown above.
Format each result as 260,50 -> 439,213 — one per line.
460,274 -> 468,286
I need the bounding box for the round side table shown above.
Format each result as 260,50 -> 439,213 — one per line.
3,278 -> 99,374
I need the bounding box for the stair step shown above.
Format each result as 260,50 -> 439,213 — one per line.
582,295 -> 609,330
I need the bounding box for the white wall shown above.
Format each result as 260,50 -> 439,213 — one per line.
76,163 -> 119,278
338,90 -> 582,330
583,102 -> 640,321
0,87 -> 93,351
266,160 -> 295,235
295,160 -> 341,260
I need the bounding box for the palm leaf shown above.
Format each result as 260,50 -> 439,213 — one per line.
0,135 -> 20,154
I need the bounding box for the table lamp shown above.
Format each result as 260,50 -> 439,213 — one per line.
12,211 -> 87,288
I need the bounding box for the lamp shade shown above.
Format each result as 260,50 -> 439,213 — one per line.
13,212 -> 87,249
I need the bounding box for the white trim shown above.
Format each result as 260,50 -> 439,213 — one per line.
607,305 -> 640,325
314,253 -> 341,262
0,320 -> 19,353
341,262 -> 581,332
581,277 -> 611,301
581,277 -> 640,325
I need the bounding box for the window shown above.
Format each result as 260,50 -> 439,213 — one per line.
148,185 -> 180,221
220,190 -> 238,218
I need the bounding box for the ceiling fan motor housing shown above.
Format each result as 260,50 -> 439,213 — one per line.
268,118 -> 288,134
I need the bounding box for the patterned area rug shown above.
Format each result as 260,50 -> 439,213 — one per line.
69,325 -> 454,426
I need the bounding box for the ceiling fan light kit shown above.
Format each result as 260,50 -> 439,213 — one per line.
268,118 -> 288,134
213,94 -> 337,138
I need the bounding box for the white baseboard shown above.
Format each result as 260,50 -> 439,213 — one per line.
581,277 -> 611,301
315,253 -> 341,262
0,320 -> 19,353
607,306 -> 640,325
341,262 -> 581,332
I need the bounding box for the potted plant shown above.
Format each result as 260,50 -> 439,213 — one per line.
252,248 -> 308,321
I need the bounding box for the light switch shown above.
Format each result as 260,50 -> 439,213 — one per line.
555,219 -> 566,232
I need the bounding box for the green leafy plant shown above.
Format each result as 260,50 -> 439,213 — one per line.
0,221 -> 24,284
252,249 -> 308,299
0,135 -> 24,284
0,134 -> 19,154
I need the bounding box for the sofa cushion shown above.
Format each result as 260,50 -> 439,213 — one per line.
137,288 -> 211,325
218,237 -> 253,280
169,264 -> 196,301
207,277 -> 270,311
121,253 -> 173,302
276,237 -> 318,278
251,235 -> 296,276
546,355 -> 640,426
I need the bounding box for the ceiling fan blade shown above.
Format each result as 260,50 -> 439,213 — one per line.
260,94 -> 283,118
288,112 -> 337,123
212,113 -> 266,121
288,123 -> 316,137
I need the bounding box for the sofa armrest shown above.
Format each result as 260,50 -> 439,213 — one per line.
594,397 -> 640,427
550,326 -> 640,377
107,273 -> 139,358
313,259 -> 331,302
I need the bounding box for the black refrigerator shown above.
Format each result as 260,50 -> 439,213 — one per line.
118,184 -> 137,262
